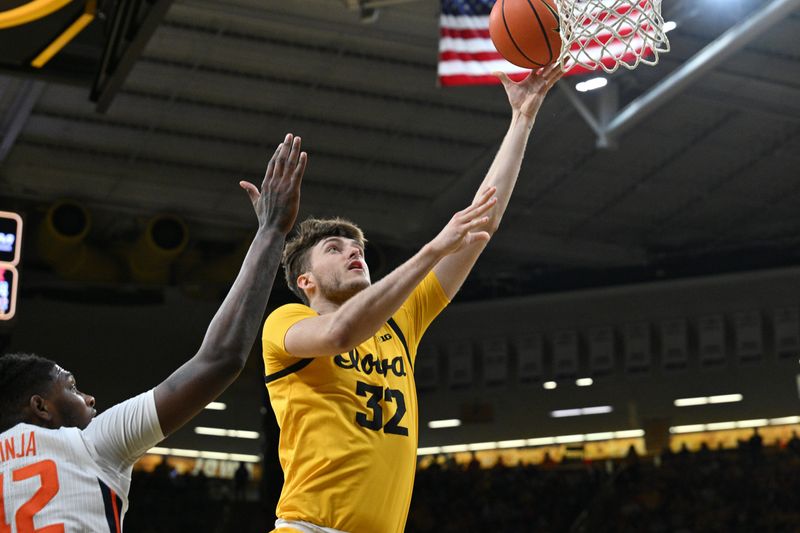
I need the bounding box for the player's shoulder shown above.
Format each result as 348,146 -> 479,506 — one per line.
269,302 -> 313,316
263,303 -> 317,357
1,422 -> 79,437
265,303 -> 317,326
0,422 -> 84,454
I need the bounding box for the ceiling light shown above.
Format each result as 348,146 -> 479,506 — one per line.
205,402 -> 226,410
194,427 -> 260,439
670,417 -> 776,434
585,432 -> 614,441
527,437 -> 556,446
428,419 -> 462,429
706,421 -> 737,431
543,381 -> 557,390
708,394 -> 743,404
418,428 -> 645,454
497,439 -> 527,448
575,77 -> 607,93
770,416 -> 800,425
147,447 -> 260,463
736,419 -> 768,428
581,405 -> 613,415
150,446 -> 199,458
670,424 -> 706,434
674,394 -> 744,407
576,377 -> 593,387
417,446 -> 442,456
551,405 -> 613,418
674,397 -> 708,407
551,408 -> 583,418
663,20 -> 677,32
613,429 -> 645,438
468,442 -> 499,451
555,434 -> 584,444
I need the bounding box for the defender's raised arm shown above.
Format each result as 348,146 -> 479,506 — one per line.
154,134 -> 306,435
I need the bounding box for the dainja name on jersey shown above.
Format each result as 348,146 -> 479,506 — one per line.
334,349 -> 407,377
0,430 -> 37,463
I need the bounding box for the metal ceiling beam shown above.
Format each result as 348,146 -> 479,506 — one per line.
0,78 -> 44,163
601,0 -> 800,144
91,0 -> 175,113
558,84 -> 603,138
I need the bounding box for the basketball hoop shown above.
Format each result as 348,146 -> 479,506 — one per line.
554,0 -> 670,73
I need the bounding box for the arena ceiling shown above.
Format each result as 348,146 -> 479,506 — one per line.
1,0 -> 800,295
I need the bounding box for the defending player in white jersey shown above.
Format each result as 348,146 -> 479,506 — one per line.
0,133 -> 307,532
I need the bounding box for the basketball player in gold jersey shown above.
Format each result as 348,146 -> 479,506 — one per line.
262,64 -> 562,533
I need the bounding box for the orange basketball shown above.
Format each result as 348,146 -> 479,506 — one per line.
489,0 -> 563,69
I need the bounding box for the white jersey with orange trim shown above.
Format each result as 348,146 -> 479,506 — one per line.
0,390 -> 163,532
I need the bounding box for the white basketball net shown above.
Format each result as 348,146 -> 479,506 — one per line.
554,0 -> 670,73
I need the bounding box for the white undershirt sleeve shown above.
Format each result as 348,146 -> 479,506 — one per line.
81,389 -> 165,472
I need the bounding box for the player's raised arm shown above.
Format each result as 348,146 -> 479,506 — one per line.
154,134 -> 306,436
433,63 -> 563,300
281,189 -> 498,358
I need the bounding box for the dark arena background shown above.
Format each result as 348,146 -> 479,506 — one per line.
2,0 -> 800,531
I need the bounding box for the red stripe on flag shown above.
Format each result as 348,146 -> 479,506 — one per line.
439,51 -> 505,62
440,27 -> 492,39
439,73 -> 527,86
438,49 -> 651,85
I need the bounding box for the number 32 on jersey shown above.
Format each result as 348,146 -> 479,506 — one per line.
354,381 -> 408,436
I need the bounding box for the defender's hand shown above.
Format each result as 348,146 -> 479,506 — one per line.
429,187 -> 498,256
495,63 -> 563,120
240,133 -> 307,234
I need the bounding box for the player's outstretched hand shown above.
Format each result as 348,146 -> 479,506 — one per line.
494,63 -> 563,120
429,186 -> 498,256
240,133 -> 307,235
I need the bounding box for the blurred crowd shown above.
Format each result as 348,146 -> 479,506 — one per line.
408,430 -> 800,533
123,430 -> 800,532
124,460 -> 264,533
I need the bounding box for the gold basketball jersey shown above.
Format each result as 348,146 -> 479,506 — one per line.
262,272 -> 448,533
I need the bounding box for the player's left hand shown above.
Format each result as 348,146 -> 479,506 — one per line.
240,133 -> 307,235
494,63 -> 563,120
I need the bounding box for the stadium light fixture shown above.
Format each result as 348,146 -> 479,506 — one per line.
148,447 -> 260,463
708,393 -> 743,404
194,427 -> 260,439
417,428 -> 646,455
575,77 -> 608,93
428,419 -> 462,429
550,405 -> 612,418
674,393 -> 742,407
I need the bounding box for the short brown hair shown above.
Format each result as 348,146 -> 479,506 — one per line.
282,217 -> 366,304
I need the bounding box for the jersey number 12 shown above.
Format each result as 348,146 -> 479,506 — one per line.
0,459 -> 64,533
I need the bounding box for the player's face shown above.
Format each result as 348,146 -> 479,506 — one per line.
306,236 -> 371,304
46,366 -> 97,430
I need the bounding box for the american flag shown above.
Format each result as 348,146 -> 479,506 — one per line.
437,0 -> 654,86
